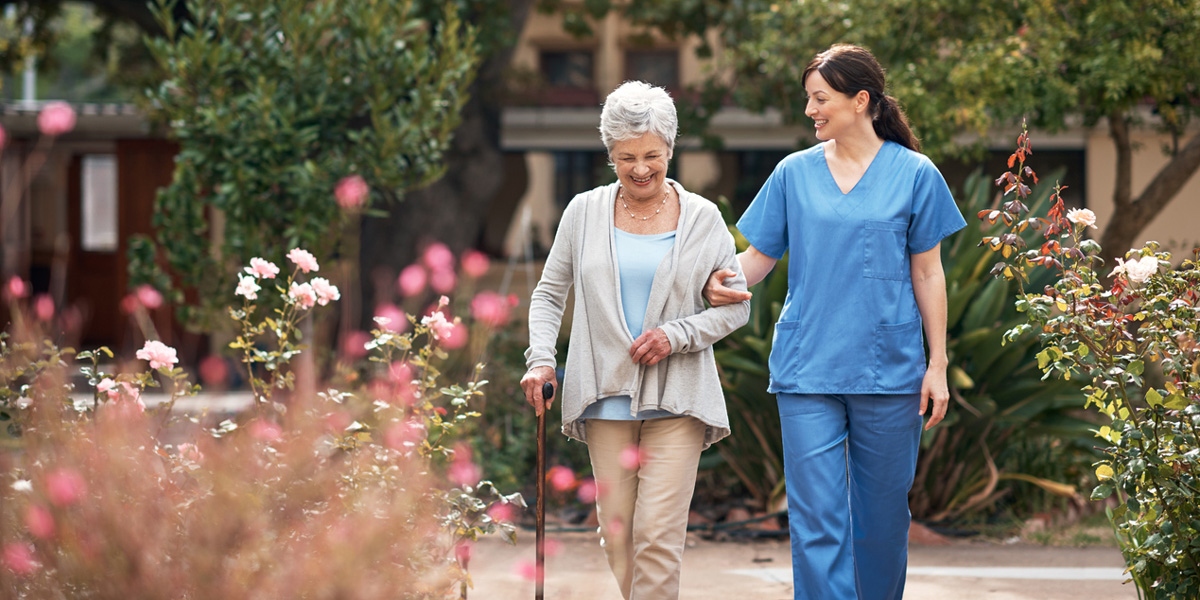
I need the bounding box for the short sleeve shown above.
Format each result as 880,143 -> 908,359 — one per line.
907,159 -> 967,254
736,160 -> 790,260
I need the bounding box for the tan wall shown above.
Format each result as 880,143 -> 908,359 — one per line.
1086,129 -> 1200,256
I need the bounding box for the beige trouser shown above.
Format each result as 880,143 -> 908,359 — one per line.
586,416 -> 707,600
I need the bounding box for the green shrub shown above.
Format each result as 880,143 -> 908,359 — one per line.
981,126 -> 1200,597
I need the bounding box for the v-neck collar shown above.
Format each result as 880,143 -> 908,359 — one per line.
819,141 -> 891,218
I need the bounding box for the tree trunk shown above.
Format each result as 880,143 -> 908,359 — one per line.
357,0 -> 534,324
1098,117 -> 1200,269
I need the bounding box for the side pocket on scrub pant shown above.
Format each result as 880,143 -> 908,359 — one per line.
769,321 -> 802,389
863,220 -> 908,281
872,318 -> 924,391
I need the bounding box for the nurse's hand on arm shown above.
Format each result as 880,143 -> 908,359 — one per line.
630,328 -> 672,365
911,244 -> 950,430
703,246 -> 777,307
520,366 -> 557,417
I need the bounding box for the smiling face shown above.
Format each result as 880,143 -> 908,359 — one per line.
610,133 -> 672,203
804,70 -> 870,142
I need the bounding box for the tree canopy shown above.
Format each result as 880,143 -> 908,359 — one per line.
627,0 -> 1200,262
134,0 -> 479,330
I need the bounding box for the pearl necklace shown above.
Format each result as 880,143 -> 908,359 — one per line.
619,185 -> 670,221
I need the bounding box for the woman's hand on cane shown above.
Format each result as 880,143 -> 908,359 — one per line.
521,366 -> 557,416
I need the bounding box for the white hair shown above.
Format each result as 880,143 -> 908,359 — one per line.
598,81 -> 678,155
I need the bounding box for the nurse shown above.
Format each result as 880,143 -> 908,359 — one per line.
705,44 -> 966,599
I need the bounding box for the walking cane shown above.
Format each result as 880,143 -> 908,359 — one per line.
536,381 -> 554,600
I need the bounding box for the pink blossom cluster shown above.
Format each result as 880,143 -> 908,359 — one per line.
470,291 -> 519,327
397,243 -> 492,299
120,285 -> 164,314
95,378 -> 144,410
37,102 -> 77,137
136,340 -> 179,370
420,310 -> 457,341
287,248 -> 320,273
335,175 -> 369,209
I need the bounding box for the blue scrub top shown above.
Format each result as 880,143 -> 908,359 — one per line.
737,141 -> 966,394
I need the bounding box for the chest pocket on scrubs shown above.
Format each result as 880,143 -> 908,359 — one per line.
863,220 -> 908,281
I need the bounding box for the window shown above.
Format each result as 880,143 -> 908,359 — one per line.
541,50 -> 594,89
625,50 -> 680,91
553,151 -> 610,208
81,154 -> 118,252
732,150 -> 791,215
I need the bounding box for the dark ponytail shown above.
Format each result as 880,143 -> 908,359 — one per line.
873,93 -> 920,153
802,44 -> 921,153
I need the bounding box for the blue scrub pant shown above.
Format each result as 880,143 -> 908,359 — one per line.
777,392 -> 922,600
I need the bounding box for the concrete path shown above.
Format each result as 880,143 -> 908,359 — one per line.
467,531 -> 1135,599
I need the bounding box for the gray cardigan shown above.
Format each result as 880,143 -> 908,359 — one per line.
525,180 -> 751,449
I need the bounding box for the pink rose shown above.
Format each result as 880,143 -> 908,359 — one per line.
461,249 -> 490,278
471,291 -> 511,327
430,268 -> 456,294
33,295 -> 55,321
6,276 -> 29,299
286,248 -> 319,273
374,304 -> 408,333
340,330 -> 371,360
310,277 -> 340,306
388,361 -> 413,384
120,381 -> 142,404
136,340 -> 179,370
420,310 -> 455,341
45,468 -> 86,507
397,264 -> 427,297
236,274 -> 261,300
2,542 -> 38,576
97,378 -> 119,400
442,321 -> 468,350
422,242 -> 455,272
37,101 -> 76,136
548,465 -> 576,492
488,502 -> 514,523
288,282 -> 317,308
577,477 -> 598,503
335,175 -> 369,209
447,459 -> 481,487
136,285 -> 163,309
198,355 -> 229,386
244,257 -> 280,279
25,505 -> 55,539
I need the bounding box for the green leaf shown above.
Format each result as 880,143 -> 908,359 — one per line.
1146,388 -> 1163,407
1091,484 -> 1113,500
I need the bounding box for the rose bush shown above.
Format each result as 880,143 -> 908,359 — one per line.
981,126 -> 1200,598
0,247 -> 522,598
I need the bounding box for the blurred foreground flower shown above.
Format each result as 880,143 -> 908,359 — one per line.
335,174 -> 369,209
37,102 -> 76,137
136,340 -> 179,370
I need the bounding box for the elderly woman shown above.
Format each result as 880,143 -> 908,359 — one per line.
521,80 -> 750,599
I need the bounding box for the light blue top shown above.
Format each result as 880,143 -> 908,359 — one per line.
736,141 -> 966,394
582,228 -> 677,420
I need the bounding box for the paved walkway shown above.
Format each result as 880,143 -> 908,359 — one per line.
468,531 -> 1135,599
